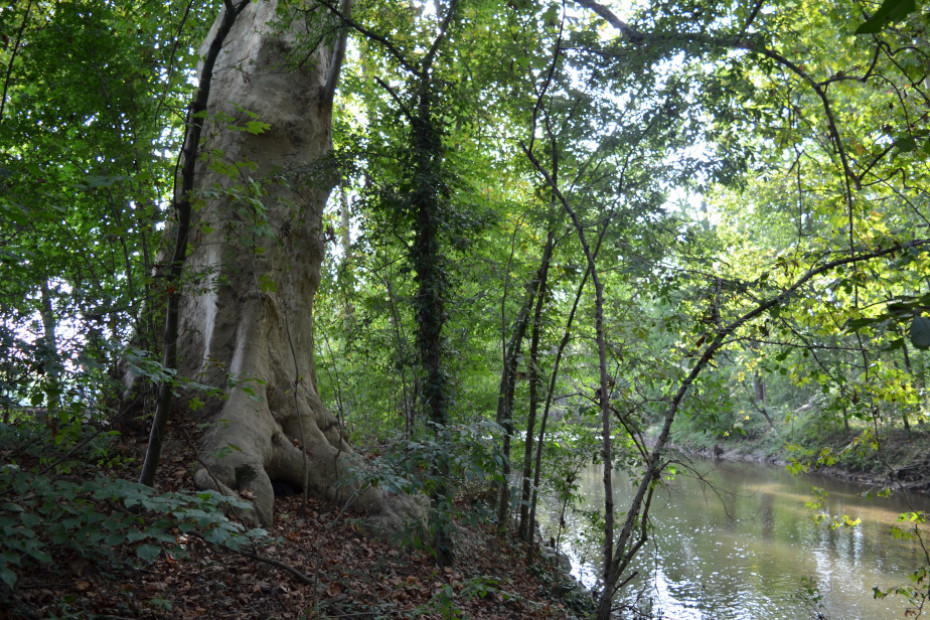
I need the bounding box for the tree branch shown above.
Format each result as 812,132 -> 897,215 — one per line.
314,0 -> 420,76
204,539 -> 314,585
422,0 -> 459,72
373,76 -> 414,121
570,0 -> 859,194
738,0 -> 765,36
0,0 -> 33,127
607,236 -> 930,589
571,0 -> 644,43
321,0 -> 353,108
528,3 -> 566,155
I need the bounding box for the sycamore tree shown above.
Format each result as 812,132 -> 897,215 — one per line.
1,0 -> 427,531
135,0 -> 431,530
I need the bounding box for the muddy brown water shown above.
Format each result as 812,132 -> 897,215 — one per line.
539,458 -> 930,619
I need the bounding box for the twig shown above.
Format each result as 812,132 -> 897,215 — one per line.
221,543 -> 314,584
152,0 -> 199,129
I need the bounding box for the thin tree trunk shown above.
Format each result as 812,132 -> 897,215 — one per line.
519,230 -> 553,541
380,273 -> 416,438
39,278 -> 61,413
901,334 -> 914,431
526,223 -> 608,563
339,187 -> 354,323
325,0 -> 458,559
403,1 -> 459,566
522,144 -> 615,601
495,240 -> 550,529
753,372 -> 774,428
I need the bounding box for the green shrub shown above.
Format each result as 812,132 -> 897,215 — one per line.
0,468 -> 268,589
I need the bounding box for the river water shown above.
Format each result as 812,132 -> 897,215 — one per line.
538,458 -> 930,619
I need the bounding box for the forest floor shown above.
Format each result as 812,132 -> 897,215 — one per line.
1,421 -> 593,620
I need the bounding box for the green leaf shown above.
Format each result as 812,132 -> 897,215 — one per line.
894,135 -> 918,152
245,120 -> 271,135
855,0 -> 918,33
135,543 -> 162,563
0,565 -> 17,589
19,512 -> 41,528
910,315 -> 930,349
0,551 -> 20,567
846,316 -> 881,331
149,596 -> 174,611
258,273 -> 278,293
24,541 -> 52,564
126,530 -> 151,543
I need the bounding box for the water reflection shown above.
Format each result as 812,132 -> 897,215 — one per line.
539,458 -> 930,619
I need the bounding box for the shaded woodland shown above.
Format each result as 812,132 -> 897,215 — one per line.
2,0 -> 930,617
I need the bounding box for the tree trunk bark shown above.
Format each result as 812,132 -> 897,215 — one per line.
753,372 -> 774,427
518,230 -> 553,541
39,278 -> 61,412
900,335 -> 914,431
494,259 -> 542,530
173,0 -> 423,532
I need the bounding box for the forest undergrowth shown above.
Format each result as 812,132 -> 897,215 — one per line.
0,418 -> 591,620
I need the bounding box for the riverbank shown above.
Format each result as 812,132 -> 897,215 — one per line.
669,427 -> 930,499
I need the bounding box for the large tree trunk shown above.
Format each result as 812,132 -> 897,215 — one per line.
176,0 -> 423,532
